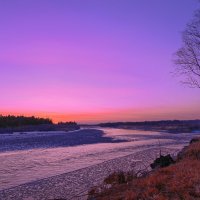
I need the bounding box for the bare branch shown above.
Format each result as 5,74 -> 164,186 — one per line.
174,8 -> 200,88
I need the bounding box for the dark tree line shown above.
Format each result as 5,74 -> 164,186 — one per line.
0,115 -> 53,128
98,120 -> 200,128
57,121 -> 78,126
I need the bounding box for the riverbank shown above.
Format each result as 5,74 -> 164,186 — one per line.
96,120 -> 200,133
0,123 -> 80,134
0,146 -> 180,200
89,138 -> 200,200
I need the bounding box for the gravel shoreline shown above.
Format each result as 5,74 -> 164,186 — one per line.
0,147 -> 180,200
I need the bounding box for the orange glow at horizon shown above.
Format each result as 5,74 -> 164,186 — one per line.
1,105 -> 200,124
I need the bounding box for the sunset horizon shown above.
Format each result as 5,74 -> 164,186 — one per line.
1,105 -> 200,124
1,0 -> 200,123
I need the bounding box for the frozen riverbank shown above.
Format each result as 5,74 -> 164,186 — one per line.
0,128 -> 200,199
0,147 -> 180,200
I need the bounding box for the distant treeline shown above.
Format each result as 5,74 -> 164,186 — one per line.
0,115 -> 53,128
98,120 -> 200,127
97,120 -> 200,133
58,121 -> 78,126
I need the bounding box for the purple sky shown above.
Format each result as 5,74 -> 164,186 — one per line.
0,0 -> 200,123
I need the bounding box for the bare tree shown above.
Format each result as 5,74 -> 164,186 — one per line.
174,10 -> 200,88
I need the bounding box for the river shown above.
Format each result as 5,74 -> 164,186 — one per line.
0,127 -> 199,191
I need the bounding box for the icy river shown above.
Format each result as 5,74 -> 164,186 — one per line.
0,127 -> 200,191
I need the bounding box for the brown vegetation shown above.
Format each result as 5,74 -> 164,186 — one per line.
88,138 -> 200,200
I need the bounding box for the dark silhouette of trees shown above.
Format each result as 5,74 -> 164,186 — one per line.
174,9 -> 200,88
98,120 -> 200,133
57,121 -> 77,126
0,115 -> 52,128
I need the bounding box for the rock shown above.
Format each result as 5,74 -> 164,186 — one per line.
150,154 -> 175,169
190,137 -> 200,144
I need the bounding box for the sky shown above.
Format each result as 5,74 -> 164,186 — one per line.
0,0 -> 200,123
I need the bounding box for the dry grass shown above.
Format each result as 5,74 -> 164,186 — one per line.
178,139 -> 200,161
88,138 -> 200,200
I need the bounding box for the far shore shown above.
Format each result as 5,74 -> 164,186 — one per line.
0,123 -> 80,134
87,119 -> 200,133
1,119 -> 200,135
